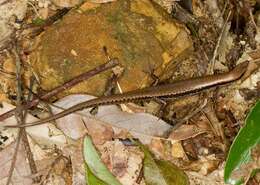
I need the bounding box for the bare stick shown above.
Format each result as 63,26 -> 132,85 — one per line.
6,45 -> 24,185
208,10 -> 232,74
21,77 -> 40,182
0,58 -> 119,122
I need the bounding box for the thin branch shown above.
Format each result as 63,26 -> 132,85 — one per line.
0,58 -> 119,122
6,45 -> 24,185
6,46 -> 40,184
26,7 -> 72,37
208,10 -> 232,74
20,77 -> 40,182
6,131 -> 22,185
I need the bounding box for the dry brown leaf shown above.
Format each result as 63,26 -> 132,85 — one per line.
62,138 -> 144,185
186,155 -> 220,175
52,95 -> 172,143
63,142 -> 85,185
187,165 -> 226,185
169,124 -> 208,141
0,102 -> 67,147
149,139 -> 166,158
85,120 -> 114,145
99,140 -> 144,185
0,142 -> 33,184
171,141 -> 186,159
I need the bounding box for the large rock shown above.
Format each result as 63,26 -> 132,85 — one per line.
30,0 -> 192,96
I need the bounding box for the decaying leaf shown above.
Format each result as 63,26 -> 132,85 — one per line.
0,142 -> 32,184
137,141 -> 189,185
83,135 -> 122,185
0,102 -> 67,147
52,94 -> 173,143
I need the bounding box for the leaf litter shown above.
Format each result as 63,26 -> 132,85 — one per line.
0,0 -> 260,184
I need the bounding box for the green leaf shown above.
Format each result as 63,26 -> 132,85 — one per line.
224,101 -> 260,184
85,164 -> 108,185
32,17 -> 45,26
83,136 -> 122,185
137,141 -> 189,185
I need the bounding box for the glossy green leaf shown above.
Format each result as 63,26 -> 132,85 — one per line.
137,141 -> 189,185
224,101 -> 260,184
83,136 -> 122,185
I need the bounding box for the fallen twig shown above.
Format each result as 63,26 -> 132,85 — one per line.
6,45 -> 40,184
0,58 -> 119,122
208,10 -> 232,74
26,7 -> 72,38
21,77 -> 40,182
6,45 -> 26,185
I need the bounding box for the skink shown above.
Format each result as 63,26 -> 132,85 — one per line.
6,61 -> 249,128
